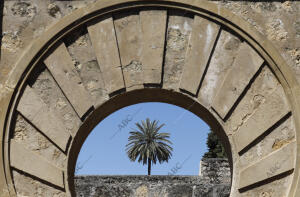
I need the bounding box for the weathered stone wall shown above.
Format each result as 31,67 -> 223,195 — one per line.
1,1 -> 299,84
211,1 -> 299,83
0,1 -> 299,197
199,158 -> 231,185
74,159 -> 231,197
74,176 -> 230,197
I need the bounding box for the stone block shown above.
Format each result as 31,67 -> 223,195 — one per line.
212,43 -> 264,119
114,12 -> 143,89
44,43 -> 93,118
239,141 -> 295,189
163,12 -> 193,90
65,29 -> 108,106
31,68 -> 81,136
198,30 -> 242,106
180,15 -> 220,95
239,116 -> 295,169
10,140 -> 65,188
140,10 -> 167,85
225,66 -> 279,135
17,86 -> 71,151
233,86 -> 290,152
87,16 -> 125,93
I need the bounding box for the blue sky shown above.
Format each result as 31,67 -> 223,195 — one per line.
75,102 -> 210,175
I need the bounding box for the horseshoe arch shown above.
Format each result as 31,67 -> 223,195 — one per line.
0,0 -> 300,196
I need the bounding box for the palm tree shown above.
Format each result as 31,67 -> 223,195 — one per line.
126,118 -> 173,175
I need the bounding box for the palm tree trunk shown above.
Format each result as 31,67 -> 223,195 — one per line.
148,159 -> 151,175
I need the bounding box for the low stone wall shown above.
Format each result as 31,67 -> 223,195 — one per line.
74,159 -> 231,197
74,176 -> 230,197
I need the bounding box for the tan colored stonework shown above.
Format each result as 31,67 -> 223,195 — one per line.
136,185 -> 148,197
0,1 -> 299,197
140,10 -> 167,85
180,15 -> 220,95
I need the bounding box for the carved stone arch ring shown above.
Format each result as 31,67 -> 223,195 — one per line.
1,0 -> 300,196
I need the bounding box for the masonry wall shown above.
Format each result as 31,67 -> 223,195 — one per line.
74,159 -> 231,197
0,1 -> 299,197
1,1 -> 299,85
199,158 -> 231,185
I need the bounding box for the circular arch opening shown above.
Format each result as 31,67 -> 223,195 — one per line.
68,88 -> 233,195
75,102 -> 215,176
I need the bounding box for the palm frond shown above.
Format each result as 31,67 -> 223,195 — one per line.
126,119 -> 173,168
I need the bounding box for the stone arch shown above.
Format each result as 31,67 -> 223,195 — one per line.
0,0 -> 299,196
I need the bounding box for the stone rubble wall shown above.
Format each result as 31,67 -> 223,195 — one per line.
74,159 -> 231,197
199,158 -> 231,185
